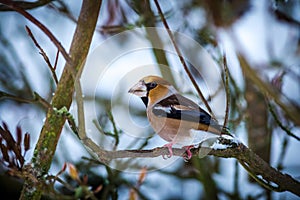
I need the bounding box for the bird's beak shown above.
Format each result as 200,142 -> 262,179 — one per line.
128,80 -> 147,97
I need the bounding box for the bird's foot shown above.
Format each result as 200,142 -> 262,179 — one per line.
183,145 -> 194,161
162,143 -> 173,159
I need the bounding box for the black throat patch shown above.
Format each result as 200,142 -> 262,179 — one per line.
141,97 -> 148,107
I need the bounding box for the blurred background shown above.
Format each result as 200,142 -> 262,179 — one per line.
0,0 -> 299,199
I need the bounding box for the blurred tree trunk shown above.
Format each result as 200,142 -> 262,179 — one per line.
245,77 -> 272,199
197,159 -> 218,200
245,77 -> 272,198
134,0 -> 176,86
245,77 -> 271,163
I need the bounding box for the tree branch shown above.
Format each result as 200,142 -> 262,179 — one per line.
153,0 -> 216,119
25,25 -> 58,84
79,136 -> 300,197
234,144 -> 300,196
0,0 -> 71,64
19,1 -> 102,199
0,0 -> 52,11
222,54 -> 230,128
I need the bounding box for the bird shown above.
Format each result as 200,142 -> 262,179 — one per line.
128,75 -> 228,160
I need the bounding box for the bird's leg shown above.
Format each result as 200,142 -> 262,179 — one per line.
162,143 -> 174,159
183,145 -> 194,161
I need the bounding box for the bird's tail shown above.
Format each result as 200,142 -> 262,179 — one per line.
209,119 -> 234,137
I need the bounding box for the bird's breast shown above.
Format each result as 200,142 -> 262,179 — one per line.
147,108 -> 208,145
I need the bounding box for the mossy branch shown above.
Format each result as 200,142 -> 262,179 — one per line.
19,1 -> 102,199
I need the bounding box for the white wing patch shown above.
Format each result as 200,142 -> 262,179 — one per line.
152,105 -> 172,113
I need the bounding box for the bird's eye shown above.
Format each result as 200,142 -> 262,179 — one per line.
147,81 -> 157,90
150,82 -> 157,88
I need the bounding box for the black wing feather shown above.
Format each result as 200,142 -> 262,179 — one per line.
152,94 -> 212,125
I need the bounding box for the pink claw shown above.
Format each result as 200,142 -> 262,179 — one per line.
162,143 -> 174,159
183,145 -> 194,161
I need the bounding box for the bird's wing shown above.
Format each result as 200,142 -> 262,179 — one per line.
152,94 -> 214,126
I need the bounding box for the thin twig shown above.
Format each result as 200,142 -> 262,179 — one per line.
25,26 -> 58,84
46,175 -> 75,192
0,0 -> 71,64
53,49 -> 59,71
74,67 -> 86,140
223,54 -> 230,128
153,0 -> 215,119
33,92 -> 52,109
276,136 -> 289,170
268,101 -> 300,141
0,0 -> 52,11
0,91 -> 34,104
106,110 -> 120,149
0,91 -> 51,109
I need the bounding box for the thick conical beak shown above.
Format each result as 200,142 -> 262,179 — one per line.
128,80 -> 147,97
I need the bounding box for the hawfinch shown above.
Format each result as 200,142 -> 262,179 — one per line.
128,75 -> 226,160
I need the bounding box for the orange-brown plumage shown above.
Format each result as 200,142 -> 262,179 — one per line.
128,75 -> 224,160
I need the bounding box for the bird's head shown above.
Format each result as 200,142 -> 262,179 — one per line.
128,75 -> 176,107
